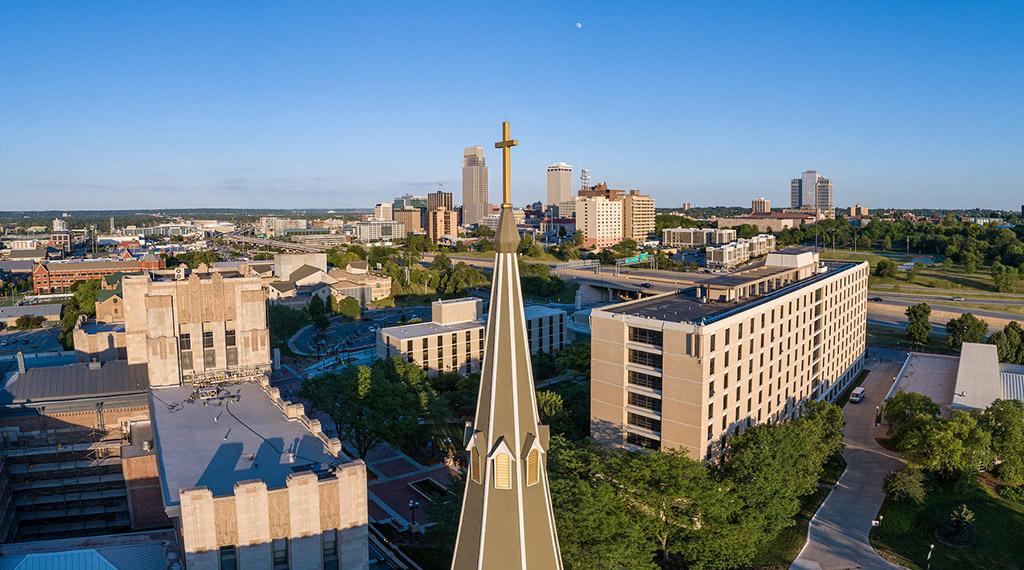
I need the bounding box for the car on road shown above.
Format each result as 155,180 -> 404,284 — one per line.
849,387 -> 866,403
951,296 -> 965,301
868,296 -> 883,302
639,282 -> 654,288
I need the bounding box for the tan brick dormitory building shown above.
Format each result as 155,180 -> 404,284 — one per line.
32,254 -> 165,294
590,249 -> 868,460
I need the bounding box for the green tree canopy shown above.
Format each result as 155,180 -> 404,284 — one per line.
980,399 -> 1024,485
946,312 -> 989,351
875,258 -> 899,278
885,390 -> 940,445
902,410 -> 993,479
905,302 -> 933,345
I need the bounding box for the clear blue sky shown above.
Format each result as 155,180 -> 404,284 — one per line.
1,1 -> 1021,211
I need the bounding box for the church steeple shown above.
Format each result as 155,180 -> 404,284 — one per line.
451,122 -> 563,570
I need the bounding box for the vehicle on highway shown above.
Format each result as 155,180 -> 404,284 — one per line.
951,296 -> 965,301
868,296 -> 883,302
849,387 -> 866,403
639,282 -> 654,288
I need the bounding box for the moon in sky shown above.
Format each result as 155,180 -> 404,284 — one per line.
576,22 -> 583,29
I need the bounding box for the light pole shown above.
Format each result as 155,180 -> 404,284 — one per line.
875,405 -> 880,427
927,543 -> 935,569
408,499 -> 420,529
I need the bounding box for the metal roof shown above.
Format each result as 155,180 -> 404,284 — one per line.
0,543 -> 166,570
0,360 -> 149,405
380,318 -> 484,340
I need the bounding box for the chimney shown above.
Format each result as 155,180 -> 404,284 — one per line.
15,351 -> 26,374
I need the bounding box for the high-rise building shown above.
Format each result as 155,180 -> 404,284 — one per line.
575,196 -> 623,249
848,204 -> 870,218
462,146 -> 489,226
427,190 -> 454,212
393,207 -> 424,233
752,196 -> 771,214
681,202 -> 694,211
352,220 -> 405,242
590,248 -> 868,460
452,121 -> 561,569
427,207 -> 458,242
662,227 -> 737,248
373,202 -> 393,221
790,170 -> 834,218
52,217 -> 69,232
622,190 -> 656,242
546,162 -> 573,205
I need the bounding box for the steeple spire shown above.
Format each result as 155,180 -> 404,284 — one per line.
451,122 -> 563,570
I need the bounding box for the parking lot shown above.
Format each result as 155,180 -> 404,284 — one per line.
0,327 -> 63,357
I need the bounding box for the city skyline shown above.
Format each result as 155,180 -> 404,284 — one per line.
2,2 -> 1022,210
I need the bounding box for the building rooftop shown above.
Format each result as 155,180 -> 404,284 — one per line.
523,305 -> 566,319
288,264 -> 323,282
80,321 -> 126,334
0,303 -> 63,320
149,382 -> 338,508
0,360 -> 149,406
0,529 -> 174,570
603,261 -> 858,325
953,343 -> 1012,410
380,318 -> 484,340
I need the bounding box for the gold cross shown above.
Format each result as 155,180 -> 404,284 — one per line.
494,121 -> 518,208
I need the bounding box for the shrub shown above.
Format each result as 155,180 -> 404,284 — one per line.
884,467 -> 927,504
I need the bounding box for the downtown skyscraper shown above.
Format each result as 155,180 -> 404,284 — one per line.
790,170 -> 834,218
462,146 -> 489,226
546,162 -> 572,206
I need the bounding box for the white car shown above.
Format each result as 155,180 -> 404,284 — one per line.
849,387 -> 866,403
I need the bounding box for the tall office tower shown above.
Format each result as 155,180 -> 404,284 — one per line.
790,170 -> 833,217
453,122 -> 562,569
752,196 -> 771,214
590,249 -> 868,461
373,202 -> 393,221
546,162 -> 573,205
622,190 -> 656,242
427,190 -> 454,212
393,207 -> 424,233
575,196 -> 623,249
462,146 -> 489,226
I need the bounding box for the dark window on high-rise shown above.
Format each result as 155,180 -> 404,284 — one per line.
627,412 -> 661,433
628,391 -> 662,412
627,370 -> 662,391
629,327 -> 663,346
626,432 -> 660,449
219,546 -> 238,570
628,349 -> 662,369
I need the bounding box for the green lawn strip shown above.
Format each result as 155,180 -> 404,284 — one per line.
871,474 -> 1024,570
751,453 -> 847,569
866,324 -> 957,356
833,369 -> 871,408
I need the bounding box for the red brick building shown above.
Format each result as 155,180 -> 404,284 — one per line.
32,253 -> 165,294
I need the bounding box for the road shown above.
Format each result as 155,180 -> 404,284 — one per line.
289,306 -> 431,356
792,359 -> 905,570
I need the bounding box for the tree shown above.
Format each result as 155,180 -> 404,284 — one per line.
883,235 -> 893,251
884,390 -> 940,445
334,296 -> 361,321
905,303 -> 932,344
609,239 -> 639,259
605,449 -> 746,567
556,341 -> 591,374
942,257 -> 954,271
903,410 -> 992,479
518,234 -> 543,257
430,252 -> 452,272
884,466 -> 927,504
992,261 -> 1020,293
980,399 -> 1024,485
945,313 -> 989,351
801,400 -> 845,465
988,321 -> 1024,364
13,315 -> 44,330
299,357 -> 446,459
548,438 -> 657,570
307,293 -> 326,316
473,224 -> 495,238
875,259 -> 898,278
570,230 -> 585,247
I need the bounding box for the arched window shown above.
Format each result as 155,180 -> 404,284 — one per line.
470,447 -> 481,483
493,454 -> 511,489
526,449 -> 540,486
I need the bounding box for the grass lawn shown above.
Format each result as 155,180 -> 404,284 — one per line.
867,324 -> 957,356
751,453 -> 848,569
872,474 -> 1024,570
819,249 -> 1024,295
819,249 -> 910,266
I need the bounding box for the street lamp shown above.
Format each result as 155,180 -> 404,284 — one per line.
875,405 -> 880,427
408,499 -> 421,528
927,543 -> 935,569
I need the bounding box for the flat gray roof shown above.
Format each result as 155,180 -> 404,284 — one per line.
81,322 -> 125,334
0,360 -> 149,405
381,318 -> 483,340
0,304 -> 63,319
953,343 -> 1003,410
150,382 -> 337,508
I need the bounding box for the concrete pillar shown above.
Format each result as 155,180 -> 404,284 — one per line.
180,487 -> 218,570
337,461 -> 369,570
287,472 -> 322,569
235,480 -> 272,568
273,347 -> 281,371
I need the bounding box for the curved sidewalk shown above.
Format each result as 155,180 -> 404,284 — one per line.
792,361 -> 906,570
